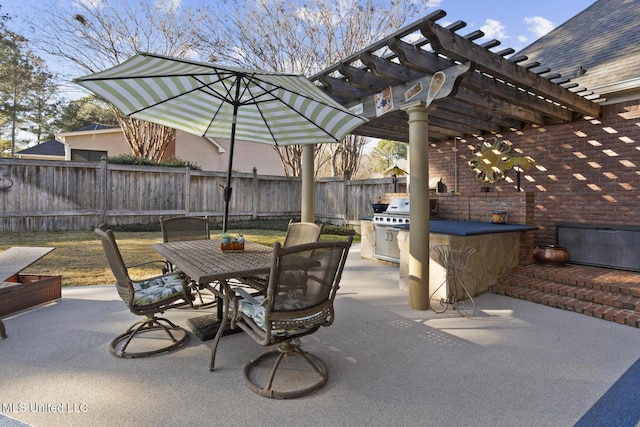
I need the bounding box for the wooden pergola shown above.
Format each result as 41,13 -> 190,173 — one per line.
304,10 -> 603,310
309,10 -> 602,143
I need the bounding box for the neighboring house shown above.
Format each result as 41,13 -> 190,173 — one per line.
14,139 -> 66,161
56,123 -> 286,175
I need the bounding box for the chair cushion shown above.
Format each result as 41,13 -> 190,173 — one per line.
238,295 -> 321,337
131,273 -> 184,306
244,270 -> 307,288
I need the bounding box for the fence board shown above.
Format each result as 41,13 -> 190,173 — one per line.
0,158 -> 400,232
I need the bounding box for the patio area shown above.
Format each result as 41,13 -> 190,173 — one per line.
2,243 -> 639,427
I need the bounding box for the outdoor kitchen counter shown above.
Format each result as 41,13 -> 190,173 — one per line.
359,219 -> 538,300
393,220 -> 537,235
401,220 -> 537,299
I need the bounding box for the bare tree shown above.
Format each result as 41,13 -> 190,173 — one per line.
213,0 -> 422,177
34,0 -> 221,160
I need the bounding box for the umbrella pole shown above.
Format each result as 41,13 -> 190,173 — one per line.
222,86 -> 241,233
222,122 -> 236,233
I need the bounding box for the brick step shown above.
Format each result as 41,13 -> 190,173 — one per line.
507,264 -> 640,296
490,283 -> 640,328
497,275 -> 640,311
490,263 -> 640,329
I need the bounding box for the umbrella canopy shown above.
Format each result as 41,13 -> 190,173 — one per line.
383,165 -> 408,177
75,52 -> 367,231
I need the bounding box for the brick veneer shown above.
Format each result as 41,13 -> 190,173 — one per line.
428,100 -> 640,248
430,191 -> 536,265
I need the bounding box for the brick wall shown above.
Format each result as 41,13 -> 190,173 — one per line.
433,191 -> 535,225
428,100 -> 640,246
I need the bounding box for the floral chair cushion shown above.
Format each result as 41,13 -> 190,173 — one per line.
131,273 -> 184,307
238,294 -> 322,337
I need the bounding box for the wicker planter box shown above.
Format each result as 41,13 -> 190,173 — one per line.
0,274 -> 62,317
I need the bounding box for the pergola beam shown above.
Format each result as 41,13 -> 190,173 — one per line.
309,8 -> 601,143
419,18 -> 601,117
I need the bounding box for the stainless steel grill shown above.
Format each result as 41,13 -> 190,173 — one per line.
372,198 -> 410,225
373,198 -> 410,263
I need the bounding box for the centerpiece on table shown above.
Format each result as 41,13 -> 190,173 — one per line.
221,233 -> 245,252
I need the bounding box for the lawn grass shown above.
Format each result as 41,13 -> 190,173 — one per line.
1,226 -> 356,286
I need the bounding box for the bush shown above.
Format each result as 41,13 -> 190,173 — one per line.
111,219 -> 356,236
107,154 -> 201,170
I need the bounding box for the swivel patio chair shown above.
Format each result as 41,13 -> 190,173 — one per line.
95,224 -> 193,358
160,215 -> 211,244
283,221 -> 323,247
160,215 -> 214,307
239,221 -> 323,290
229,237 -> 352,399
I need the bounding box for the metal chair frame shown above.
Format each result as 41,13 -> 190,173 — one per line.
239,221 -> 323,290
95,224 -> 192,358
160,216 -> 215,308
230,237 -> 352,399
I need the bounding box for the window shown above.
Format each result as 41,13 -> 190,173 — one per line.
71,149 -> 107,162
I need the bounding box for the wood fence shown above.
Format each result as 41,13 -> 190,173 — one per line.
0,158 -> 406,232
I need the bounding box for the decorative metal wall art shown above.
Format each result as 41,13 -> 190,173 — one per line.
468,137 -> 512,183
468,137 -> 537,183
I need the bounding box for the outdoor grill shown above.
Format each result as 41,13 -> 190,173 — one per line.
372,197 -> 411,225
373,197 -> 410,263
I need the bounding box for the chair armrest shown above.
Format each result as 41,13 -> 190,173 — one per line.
236,275 -> 268,290
126,259 -> 172,273
231,286 -> 265,306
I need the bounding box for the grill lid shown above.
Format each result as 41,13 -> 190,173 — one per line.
385,198 -> 410,214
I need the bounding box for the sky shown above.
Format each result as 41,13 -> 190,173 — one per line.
2,0 -> 596,95
2,0 -> 597,51
424,0 -> 596,53
1,0 -> 597,148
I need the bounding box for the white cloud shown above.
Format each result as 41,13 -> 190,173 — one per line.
72,0 -> 103,9
155,0 -> 182,13
480,18 -> 507,40
408,0 -> 443,8
524,16 -> 554,37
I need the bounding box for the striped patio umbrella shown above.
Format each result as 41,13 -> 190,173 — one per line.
75,52 -> 367,231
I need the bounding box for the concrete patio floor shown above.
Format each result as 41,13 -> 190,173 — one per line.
1,243 -> 639,427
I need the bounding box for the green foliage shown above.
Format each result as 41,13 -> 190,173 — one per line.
370,139 -> 407,173
0,138 -> 10,158
0,28 -> 57,149
209,219 -> 292,231
54,96 -> 118,132
107,153 -> 202,170
112,219 -> 356,237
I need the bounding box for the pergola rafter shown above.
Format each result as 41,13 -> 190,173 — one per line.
310,10 -> 602,143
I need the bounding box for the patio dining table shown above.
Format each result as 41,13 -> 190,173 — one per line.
151,239 -> 274,371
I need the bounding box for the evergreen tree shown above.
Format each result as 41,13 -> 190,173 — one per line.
0,14 -> 57,156
55,97 -> 118,132
371,139 -> 408,173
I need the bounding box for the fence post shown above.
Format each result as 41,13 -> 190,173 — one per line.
252,167 -> 258,219
342,172 -> 350,226
99,156 -> 108,224
184,167 -> 191,215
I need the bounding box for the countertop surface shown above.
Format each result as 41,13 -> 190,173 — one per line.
372,219 -> 538,236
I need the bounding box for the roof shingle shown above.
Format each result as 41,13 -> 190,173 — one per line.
516,0 -> 640,95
